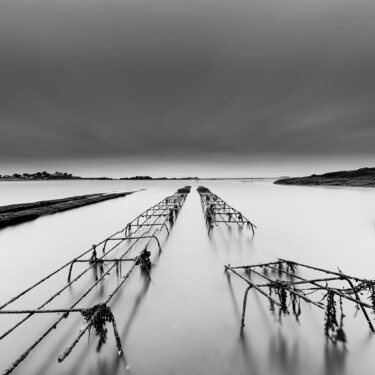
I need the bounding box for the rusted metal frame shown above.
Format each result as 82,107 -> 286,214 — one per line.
225,265 -> 280,332
255,276 -> 343,287
197,193 -> 214,228
129,223 -> 165,226
247,267 -> 325,309
209,208 -> 239,213
344,277 -> 375,332
206,202 -> 237,230
198,192 -> 207,211
206,201 -> 243,229
0,308 -> 83,315
58,262 -> 139,364
125,204 -> 178,238
57,192 -> 189,363
211,193 -> 256,232
265,264 -> 373,309
212,211 -> 231,229
229,259 -> 375,339
134,199 -> 186,228
1,195 -> 177,338
104,197 -> 178,251
1,189 -> 190,374
68,210 -> 169,282
1,227 -> 152,341
230,261 -> 283,270
2,226 -> 157,373
124,192 -> 183,228
214,220 -> 246,223
262,262 -> 375,332
0,231 -> 123,311
65,258 -> 135,264
111,234 -> 162,253
198,192 -> 226,230
278,258 -> 363,282
198,188 -> 255,232
225,265 -> 280,306
139,214 -> 168,217
201,196 -> 230,229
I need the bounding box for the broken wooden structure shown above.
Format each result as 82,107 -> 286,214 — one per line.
0,187 -> 191,375
225,259 -> 375,343
197,186 -> 256,234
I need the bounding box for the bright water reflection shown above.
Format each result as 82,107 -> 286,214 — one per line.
0,180 -> 375,374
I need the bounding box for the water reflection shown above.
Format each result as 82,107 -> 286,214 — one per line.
65,340 -> 130,375
239,333 -> 260,375
87,355 -> 129,375
269,330 -> 300,375
121,274 -> 151,341
323,342 -> 347,375
1,180 -> 375,374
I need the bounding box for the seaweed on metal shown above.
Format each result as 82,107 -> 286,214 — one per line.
197,186 -> 256,234
225,259 -> 375,343
0,187 -> 191,375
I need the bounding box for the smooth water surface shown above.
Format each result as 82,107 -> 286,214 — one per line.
1,180 -> 375,375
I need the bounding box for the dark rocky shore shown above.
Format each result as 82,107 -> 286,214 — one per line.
274,167 -> 375,187
0,191 -> 135,228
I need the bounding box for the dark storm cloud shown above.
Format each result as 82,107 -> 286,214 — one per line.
0,0 -> 375,161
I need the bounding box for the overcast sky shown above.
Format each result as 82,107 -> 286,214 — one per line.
1,0 -> 375,176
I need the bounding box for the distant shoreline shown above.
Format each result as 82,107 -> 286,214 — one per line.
274,167 -> 375,188
0,171 -> 279,181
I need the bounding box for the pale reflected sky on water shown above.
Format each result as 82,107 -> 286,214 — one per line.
1,180 -> 375,374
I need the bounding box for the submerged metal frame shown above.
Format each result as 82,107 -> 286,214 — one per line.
0,186 -> 191,375
197,186 -> 256,234
225,259 -> 375,341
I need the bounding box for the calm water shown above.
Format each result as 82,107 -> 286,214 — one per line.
1,180 -> 375,375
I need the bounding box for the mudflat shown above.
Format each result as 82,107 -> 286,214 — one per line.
0,191 -> 135,228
